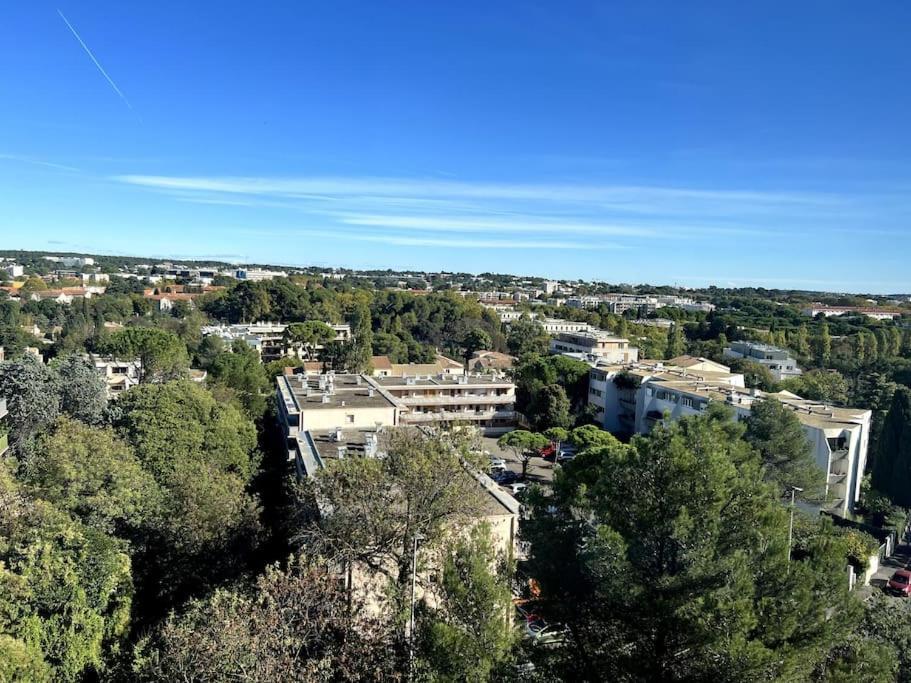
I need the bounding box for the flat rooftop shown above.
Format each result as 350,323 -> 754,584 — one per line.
281,374 -> 399,411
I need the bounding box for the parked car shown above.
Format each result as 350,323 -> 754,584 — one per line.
493,470 -> 519,485
525,619 -> 569,646
489,457 -> 506,469
556,450 -> 576,464
538,443 -> 557,460
506,482 -> 527,496
887,569 -> 911,596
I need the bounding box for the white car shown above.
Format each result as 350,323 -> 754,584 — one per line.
489,457 -> 506,468
525,619 -> 569,646
506,482 -> 527,495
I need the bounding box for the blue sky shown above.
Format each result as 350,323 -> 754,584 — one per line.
1,2 -> 910,292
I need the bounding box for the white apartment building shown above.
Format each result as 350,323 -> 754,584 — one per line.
276,370 -> 517,443
801,305 -> 902,321
3,263 -> 24,278
587,359 -> 870,516
550,331 -> 639,363
723,340 -> 802,381
202,322 -> 351,361
43,256 -> 95,268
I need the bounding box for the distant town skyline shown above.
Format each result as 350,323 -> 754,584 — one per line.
2,3 -> 910,292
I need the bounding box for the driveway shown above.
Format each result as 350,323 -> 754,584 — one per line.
481,436 -> 555,487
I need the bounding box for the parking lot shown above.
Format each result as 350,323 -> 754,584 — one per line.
481,436 -> 556,486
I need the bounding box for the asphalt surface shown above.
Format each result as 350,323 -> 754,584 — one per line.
481,436 -> 556,486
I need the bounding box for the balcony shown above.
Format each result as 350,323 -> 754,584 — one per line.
397,394 -> 514,406
403,409 -> 517,423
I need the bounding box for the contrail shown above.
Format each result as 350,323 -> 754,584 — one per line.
57,9 -> 133,110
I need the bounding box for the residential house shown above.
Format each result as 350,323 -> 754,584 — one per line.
723,341 -> 802,381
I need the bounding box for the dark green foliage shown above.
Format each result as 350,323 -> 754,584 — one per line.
525,409 -> 861,681
871,387 -> 911,507
744,397 -> 825,498
417,524 -> 515,681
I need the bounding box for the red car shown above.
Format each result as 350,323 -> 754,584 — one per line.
537,443 -> 557,460
887,569 -> 911,596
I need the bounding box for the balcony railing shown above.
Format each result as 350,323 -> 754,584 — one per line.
397,394 -> 514,406
403,409 -> 517,423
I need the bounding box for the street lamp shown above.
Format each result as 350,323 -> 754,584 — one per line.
786,485 -> 804,571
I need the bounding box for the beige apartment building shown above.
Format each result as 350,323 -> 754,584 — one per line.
550,330 -> 639,363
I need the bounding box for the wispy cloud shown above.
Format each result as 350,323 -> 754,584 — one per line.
234,228 -> 619,250
115,174 -> 836,208
57,9 -> 133,111
0,153 -> 80,173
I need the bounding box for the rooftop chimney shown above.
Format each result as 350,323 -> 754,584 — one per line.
321,394 -> 330,404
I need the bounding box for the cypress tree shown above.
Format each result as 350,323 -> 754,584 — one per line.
871,387 -> 911,507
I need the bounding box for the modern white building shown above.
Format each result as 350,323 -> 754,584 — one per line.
3,263 -> 24,278
550,331 -> 639,363
801,305 -> 903,321
723,340 -> 802,381
587,358 -> 871,516
202,322 -> 351,361
276,370 -> 517,442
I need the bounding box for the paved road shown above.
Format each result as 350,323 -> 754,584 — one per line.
862,542 -> 911,601
480,436 -> 556,486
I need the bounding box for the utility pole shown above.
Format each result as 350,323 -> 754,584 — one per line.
786,485 -> 803,571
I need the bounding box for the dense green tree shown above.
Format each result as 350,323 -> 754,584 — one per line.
24,418 -> 159,535
816,322 -> 832,367
53,354 -> 108,424
111,381 -> 262,613
871,387 -> 911,507
726,357 -> 779,391
665,323 -> 686,359
101,327 -> 190,383
0,353 -> 60,452
506,318 -> 549,357
525,408 -> 860,681
194,333 -> 224,369
283,320 -> 337,360
782,369 -> 849,404
0,465 -> 133,682
417,523 -> 515,681
744,397 -> 825,498
207,341 -> 271,418
459,328 -> 491,372
530,383 -> 572,430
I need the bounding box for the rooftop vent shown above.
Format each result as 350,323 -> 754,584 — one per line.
368,388 -> 375,397
406,377 -> 416,385
333,427 -> 343,442
337,446 -> 347,459
321,394 -> 331,404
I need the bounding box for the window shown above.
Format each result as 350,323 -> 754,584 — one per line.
681,397 -> 694,408
345,414 -> 354,424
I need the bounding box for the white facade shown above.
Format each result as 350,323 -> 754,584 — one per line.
550,331 -> 639,363
587,360 -> 871,516
723,341 -> 802,381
